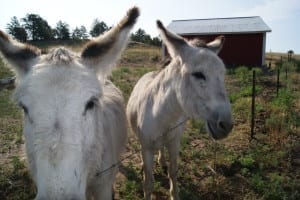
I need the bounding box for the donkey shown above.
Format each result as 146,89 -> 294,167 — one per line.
0,7 -> 139,200
126,20 -> 233,200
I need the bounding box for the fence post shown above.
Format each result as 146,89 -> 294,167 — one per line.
277,68 -> 280,97
285,61 -> 288,81
250,70 -> 256,140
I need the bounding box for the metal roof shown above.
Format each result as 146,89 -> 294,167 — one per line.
167,16 -> 271,35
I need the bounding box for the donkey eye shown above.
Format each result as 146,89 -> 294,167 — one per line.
192,72 -> 206,80
85,100 -> 95,110
85,97 -> 98,112
19,103 -> 28,115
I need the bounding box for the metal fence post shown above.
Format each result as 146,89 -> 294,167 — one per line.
277,68 -> 280,97
250,70 -> 256,140
285,64 -> 288,81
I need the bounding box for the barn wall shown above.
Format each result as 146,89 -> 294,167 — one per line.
182,33 -> 264,67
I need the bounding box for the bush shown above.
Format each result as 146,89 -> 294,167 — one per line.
235,66 -> 251,84
250,172 -> 300,200
232,97 -> 251,121
239,154 -> 255,168
272,89 -> 294,112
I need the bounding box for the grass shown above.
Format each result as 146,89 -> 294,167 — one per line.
111,66 -> 156,102
0,42 -> 299,199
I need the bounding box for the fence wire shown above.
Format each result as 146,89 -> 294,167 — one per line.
95,117 -> 189,177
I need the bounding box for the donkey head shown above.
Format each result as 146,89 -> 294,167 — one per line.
0,7 -> 139,199
157,20 -> 233,139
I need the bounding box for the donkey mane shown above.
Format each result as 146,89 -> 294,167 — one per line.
44,47 -> 77,65
160,38 -> 212,68
188,38 -> 207,48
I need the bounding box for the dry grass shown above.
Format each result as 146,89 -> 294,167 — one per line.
265,52 -> 300,69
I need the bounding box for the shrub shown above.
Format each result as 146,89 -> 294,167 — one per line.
252,67 -> 263,77
232,97 -> 251,121
271,89 -> 294,112
239,154 -> 255,168
235,66 -> 251,84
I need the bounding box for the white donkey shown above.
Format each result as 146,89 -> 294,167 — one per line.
127,20 -> 233,200
0,7 -> 139,200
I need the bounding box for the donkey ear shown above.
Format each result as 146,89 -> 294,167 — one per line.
206,36 -> 225,54
156,20 -> 188,59
81,7 -> 140,77
0,30 -> 41,78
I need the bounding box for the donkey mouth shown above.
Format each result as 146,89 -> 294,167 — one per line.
206,121 -> 226,140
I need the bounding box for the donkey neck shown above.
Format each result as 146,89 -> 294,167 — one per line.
150,62 -> 184,125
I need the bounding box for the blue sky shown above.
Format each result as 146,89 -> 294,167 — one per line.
1,0 -> 299,53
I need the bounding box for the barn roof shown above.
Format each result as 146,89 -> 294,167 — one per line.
167,16 -> 271,35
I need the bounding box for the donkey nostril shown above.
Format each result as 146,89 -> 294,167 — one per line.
229,123 -> 233,131
218,121 -> 233,132
219,121 -> 226,131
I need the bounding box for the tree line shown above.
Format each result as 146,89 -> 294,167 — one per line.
6,14 -> 161,46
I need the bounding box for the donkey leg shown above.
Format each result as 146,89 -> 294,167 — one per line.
96,184 -> 113,200
142,149 -> 155,200
158,147 -> 168,174
166,134 -> 182,200
91,172 -> 115,200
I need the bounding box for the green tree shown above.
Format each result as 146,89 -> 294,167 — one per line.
6,16 -> 27,42
131,28 -> 158,45
79,25 -> 88,39
90,19 -> 108,37
131,28 -> 146,43
151,36 -> 162,46
55,21 -> 70,40
72,25 -> 89,40
72,27 -> 82,40
22,14 -> 53,40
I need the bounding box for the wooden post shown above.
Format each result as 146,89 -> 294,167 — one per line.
250,70 -> 256,140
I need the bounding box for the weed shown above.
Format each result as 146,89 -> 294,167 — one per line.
231,97 -> 251,122
265,113 -> 287,145
235,66 -> 251,84
10,156 -> 25,172
272,89 -> 293,111
239,154 -> 255,168
189,119 -> 206,134
252,67 -> 263,77
241,167 -> 250,176
250,173 -> 265,193
230,84 -> 263,103
119,180 -> 142,200
0,59 -> 14,79
250,172 -> 300,200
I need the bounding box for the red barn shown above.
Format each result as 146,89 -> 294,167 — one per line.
166,16 -> 271,67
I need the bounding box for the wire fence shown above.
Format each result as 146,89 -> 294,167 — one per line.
248,58 -> 298,142
95,117 -> 189,177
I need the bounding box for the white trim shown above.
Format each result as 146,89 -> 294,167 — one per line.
177,31 -> 271,36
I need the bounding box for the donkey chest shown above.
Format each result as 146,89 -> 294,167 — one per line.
138,118 -> 183,150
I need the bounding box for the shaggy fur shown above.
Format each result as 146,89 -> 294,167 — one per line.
127,20 -> 233,200
0,7 -> 139,200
